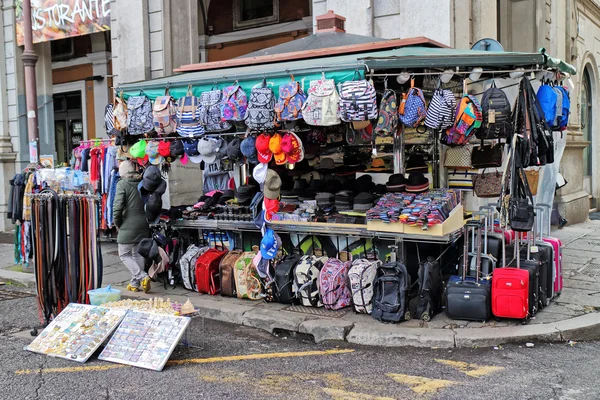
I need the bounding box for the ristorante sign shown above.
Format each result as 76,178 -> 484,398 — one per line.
15,0 -> 111,45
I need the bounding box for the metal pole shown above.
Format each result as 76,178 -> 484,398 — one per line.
20,0 -> 39,143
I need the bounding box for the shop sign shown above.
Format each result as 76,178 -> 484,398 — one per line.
15,0 -> 111,46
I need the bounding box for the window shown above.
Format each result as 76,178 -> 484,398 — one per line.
233,0 -> 279,30
581,68 -> 593,177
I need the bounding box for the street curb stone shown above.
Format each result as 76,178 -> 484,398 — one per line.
242,309 -> 309,334
454,324 -> 562,347
298,319 -> 355,343
346,323 -> 456,348
0,269 -> 35,286
553,313 -> 600,342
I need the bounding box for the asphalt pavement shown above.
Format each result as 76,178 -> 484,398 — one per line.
1,288 -> 599,400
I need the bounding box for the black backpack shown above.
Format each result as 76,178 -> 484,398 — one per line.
415,257 -> 443,321
478,83 -> 513,139
273,254 -> 301,304
371,261 -> 411,323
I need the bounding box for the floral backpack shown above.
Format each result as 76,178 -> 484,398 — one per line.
245,79 -> 276,130
275,78 -> 307,122
113,94 -> 128,132
374,83 -> 398,136
126,94 -> 154,135
348,258 -> 382,314
220,84 -> 248,122
153,89 -> 177,135
200,88 -> 231,132
176,87 -> 205,137
319,257 -> 353,310
399,80 -> 427,128
233,251 -> 263,300
302,77 -> 340,126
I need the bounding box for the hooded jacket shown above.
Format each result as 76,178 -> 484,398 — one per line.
112,171 -> 150,244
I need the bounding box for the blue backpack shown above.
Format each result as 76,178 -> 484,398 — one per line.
536,84 -> 557,127
399,83 -> 427,128
558,86 -> 570,130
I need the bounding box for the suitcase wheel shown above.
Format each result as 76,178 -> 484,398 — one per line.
422,312 -> 430,322
404,311 -> 411,321
521,317 -> 531,325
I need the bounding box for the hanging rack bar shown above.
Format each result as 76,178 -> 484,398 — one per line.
369,67 -> 548,77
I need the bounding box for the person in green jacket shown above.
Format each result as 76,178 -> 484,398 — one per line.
113,160 -> 151,293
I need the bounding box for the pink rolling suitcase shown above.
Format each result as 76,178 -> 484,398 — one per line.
539,203 -> 563,295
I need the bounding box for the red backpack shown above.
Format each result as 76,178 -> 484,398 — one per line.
195,248 -> 227,295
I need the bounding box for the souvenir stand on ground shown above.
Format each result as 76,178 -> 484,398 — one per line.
111,35 -> 575,323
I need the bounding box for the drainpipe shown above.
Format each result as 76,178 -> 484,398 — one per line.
20,0 -> 39,143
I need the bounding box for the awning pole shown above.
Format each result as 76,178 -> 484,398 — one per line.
21,0 -> 39,143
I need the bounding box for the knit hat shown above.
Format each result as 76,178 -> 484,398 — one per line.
405,172 -> 429,193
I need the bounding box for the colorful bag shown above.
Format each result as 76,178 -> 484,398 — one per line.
220,85 -> 248,122
113,95 -> 128,132
233,251 -> 263,300
399,82 -> 427,128
294,255 -> 327,307
425,88 -> 456,130
176,89 -> 205,137
275,79 -> 307,122
447,169 -> 478,190
472,170 -> 503,198
444,144 -> 473,169
200,89 -> 231,132
302,78 -> 340,126
374,88 -> 398,136
245,79 -> 276,130
319,257 -> 352,310
153,91 -> 177,135
127,95 -> 154,135
348,258 -> 381,314
338,79 -> 378,122
445,95 -> 482,145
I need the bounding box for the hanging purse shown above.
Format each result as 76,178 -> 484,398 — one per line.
509,161 -> 535,232
471,143 -> 503,168
472,169 -> 503,198
522,168 -> 540,196
444,144 -> 473,169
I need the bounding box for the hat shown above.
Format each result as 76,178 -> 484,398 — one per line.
158,141 -> 171,157
145,192 -> 162,224
129,140 -> 147,159
281,132 -> 304,164
406,154 -> 428,173
353,192 -> 374,212
366,158 -> 387,172
183,140 -> 203,163
240,136 -> 258,164
146,141 -> 164,165
260,228 -> 279,260
316,157 -> 335,171
142,165 -> 162,192
406,172 -> 429,193
255,133 -> 272,164
218,189 -> 235,204
148,247 -> 169,279
355,174 -> 373,194
198,137 -> 219,164
253,162 -> 269,185
292,179 -> 308,195
269,133 -> 287,165
236,184 -> 257,205
118,160 -> 135,178
386,174 -> 406,192
226,137 -> 242,160
154,179 -> 167,196
263,198 -> 280,221
170,140 -> 184,157
138,238 -> 159,261
264,169 -> 282,200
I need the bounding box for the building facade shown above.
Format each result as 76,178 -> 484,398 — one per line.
0,0 -> 596,231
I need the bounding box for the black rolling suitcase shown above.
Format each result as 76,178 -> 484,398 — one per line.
445,220 -> 491,322
533,205 -> 556,305
505,233 -> 540,317
458,212 -> 497,280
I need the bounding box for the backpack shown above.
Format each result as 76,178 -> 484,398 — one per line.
536,84 -> 558,128
374,88 -> 398,136
113,95 -> 128,132
221,85 -> 248,122
399,83 -> 427,128
104,103 -> 116,136
219,250 -> 243,297
478,83 -> 512,139
200,89 -> 231,132
348,258 -> 382,314
371,261 -> 411,323
126,95 -> 154,135
245,79 -> 276,130
425,88 -> 456,130
302,78 -> 340,126
558,86 -> 570,130
179,244 -> 208,291
234,251 -> 263,300
195,248 -> 227,295
338,79 -> 378,122
275,79 -> 307,122
415,257 -> 443,321
319,258 -> 352,310
176,89 -> 205,137
273,254 -> 301,304
294,255 -> 327,307
153,92 -> 177,135
444,95 -> 482,145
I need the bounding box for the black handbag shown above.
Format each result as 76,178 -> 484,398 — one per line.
471,143 -> 503,168
509,162 -> 535,232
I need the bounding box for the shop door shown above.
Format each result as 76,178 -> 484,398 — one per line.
581,70 -> 593,195
53,91 -> 83,166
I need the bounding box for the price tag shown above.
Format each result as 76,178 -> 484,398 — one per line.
530,245 -> 539,253
488,110 -> 496,124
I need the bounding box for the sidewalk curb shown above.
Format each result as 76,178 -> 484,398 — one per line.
0,269 -> 35,286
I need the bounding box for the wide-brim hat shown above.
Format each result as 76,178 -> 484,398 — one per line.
405,172 -> 429,193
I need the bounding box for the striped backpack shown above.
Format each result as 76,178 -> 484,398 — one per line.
399,83 -> 427,128
104,104 -> 116,136
338,80 -> 378,122
348,258 -> 382,314
319,258 -> 353,310
425,89 -> 456,130
374,88 -> 398,136
176,88 -> 205,137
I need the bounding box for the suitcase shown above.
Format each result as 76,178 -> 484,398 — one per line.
219,250 -> 243,297
532,205 -> 555,304
459,212 -> 497,280
445,220 -> 491,322
196,248 -> 227,295
539,203 -> 563,295
480,205 -> 505,265
504,234 -> 540,317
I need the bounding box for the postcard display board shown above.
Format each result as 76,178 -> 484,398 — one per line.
98,311 -> 191,371
26,304 -> 127,363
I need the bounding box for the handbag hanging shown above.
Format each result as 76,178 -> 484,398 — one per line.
472,169 -> 503,198
444,144 -> 473,169
509,153 -> 535,232
471,142 -> 503,169
522,168 -> 540,196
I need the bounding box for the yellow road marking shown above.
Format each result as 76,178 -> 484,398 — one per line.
16,349 -> 354,375
323,388 -> 396,400
386,373 -> 458,395
435,359 -> 505,378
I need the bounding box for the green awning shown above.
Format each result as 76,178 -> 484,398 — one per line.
544,55 -> 577,75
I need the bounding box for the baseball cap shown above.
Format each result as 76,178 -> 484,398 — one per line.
260,228 -> 279,260
263,169 -> 282,200
263,198 -> 279,222
252,162 -> 269,185
158,141 -> 172,160
129,140 -> 147,159
198,137 -> 219,164
255,133 -> 272,164
269,133 -> 287,165
226,137 -> 242,160
281,132 -> 304,164
146,141 -> 164,165
183,140 -> 203,163
170,139 -> 184,157
240,136 -> 258,164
